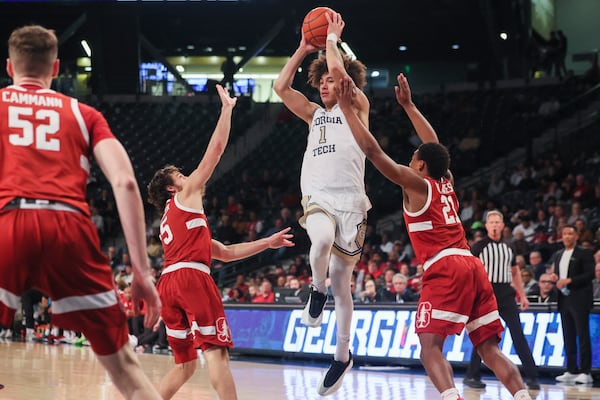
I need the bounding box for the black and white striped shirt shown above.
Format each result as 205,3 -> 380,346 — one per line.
470,237 -> 515,284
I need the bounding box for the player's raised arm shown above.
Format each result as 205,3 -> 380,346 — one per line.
395,73 -> 439,144
325,12 -> 370,125
335,77 -> 426,193
274,35 -> 320,124
181,84 -> 236,200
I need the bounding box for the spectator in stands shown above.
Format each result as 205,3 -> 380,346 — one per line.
261,217 -> 288,264
358,279 -> 382,303
380,267 -> 397,293
531,273 -> 558,303
383,273 -> 419,303
114,253 -> 131,274
487,174 -> 506,200
226,274 -> 248,302
252,280 -> 275,303
593,263 -> 600,300
521,268 -> 539,297
529,251 -> 547,281
106,245 -> 120,272
378,231 -> 394,255
567,201 -> 587,225
364,224 -> 382,247
245,210 -> 264,241
574,218 -> 594,244
512,231 -> 531,256
572,175 -> 592,206
90,204 -> 105,244
512,214 -> 536,243
117,263 -> 134,287
147,236 -> 163,268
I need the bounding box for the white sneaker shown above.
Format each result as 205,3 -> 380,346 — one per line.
128,334 -> 138,348
574,373 -> 593,384
25,328 -> 35,342
555,371 -> 577,382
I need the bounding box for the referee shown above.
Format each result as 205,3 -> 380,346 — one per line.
463,210 -> 540,390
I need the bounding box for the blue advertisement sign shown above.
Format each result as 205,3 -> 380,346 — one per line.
225,306 -> 600,369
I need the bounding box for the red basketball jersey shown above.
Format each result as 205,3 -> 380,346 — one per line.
0,85 -> 114,215
160,195 -> 212,267
403,176 -> 469,264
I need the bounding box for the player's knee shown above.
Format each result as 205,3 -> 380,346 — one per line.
178,359 -> 198,380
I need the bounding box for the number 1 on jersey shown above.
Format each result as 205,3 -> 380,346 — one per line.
318,125 -> 326,144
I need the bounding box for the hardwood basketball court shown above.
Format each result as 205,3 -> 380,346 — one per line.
1,341 -> 598,399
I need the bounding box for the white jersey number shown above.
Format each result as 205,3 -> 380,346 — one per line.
8,106 -> 60,151
160,217 -> 174,245
441,195 -> 460,224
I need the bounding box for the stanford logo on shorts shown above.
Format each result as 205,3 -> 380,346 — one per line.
216,317 -> 231,343
416,302 -> 432,329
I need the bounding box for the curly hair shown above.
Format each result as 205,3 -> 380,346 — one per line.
307,54 -> 366,90
147,164 -> 180,213
417,143 -> 450,180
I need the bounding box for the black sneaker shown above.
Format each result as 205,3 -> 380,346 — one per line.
318,351 -> 353,396
301,286 -> 327,327
463,377 -> 486,389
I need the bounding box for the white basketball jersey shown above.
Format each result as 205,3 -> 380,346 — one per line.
300,105 -> 370,213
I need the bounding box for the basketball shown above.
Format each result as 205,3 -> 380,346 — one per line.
302,7 -> 335,49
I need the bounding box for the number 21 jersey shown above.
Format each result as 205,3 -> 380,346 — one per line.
403,176 -> 469,264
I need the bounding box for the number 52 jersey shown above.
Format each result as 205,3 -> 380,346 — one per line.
0,84 -> 114,215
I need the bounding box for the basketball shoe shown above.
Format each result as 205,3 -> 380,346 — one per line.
555,371 -> 577,382
318,351 -> 353,396
301,286 -> 327,327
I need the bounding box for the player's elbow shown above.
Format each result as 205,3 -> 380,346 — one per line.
362,142 -> 380,160
328,64 -> 346,79
111,174 -> 138,193
273,80 -> 287,96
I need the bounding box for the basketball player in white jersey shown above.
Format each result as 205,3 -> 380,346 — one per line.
274,12 -> 370,396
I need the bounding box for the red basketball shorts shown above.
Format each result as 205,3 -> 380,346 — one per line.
158,265 -> 233,364
0,209 -> 127,355
415,254 -> 503,347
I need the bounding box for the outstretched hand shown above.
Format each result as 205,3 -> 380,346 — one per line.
325,12 -> 344,39
334,76 -> 356,111
394,73 -> 413,107
130,274 -> 162,328
216,84 -> 237,109
267,226 -> 295,249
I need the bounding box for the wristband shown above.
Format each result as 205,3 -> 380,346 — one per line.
326,33 -> 338,43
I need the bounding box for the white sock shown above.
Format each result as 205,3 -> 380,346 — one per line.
441,388 -> 460,400
329,254 -> 354,362
514,389 -> 532,400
